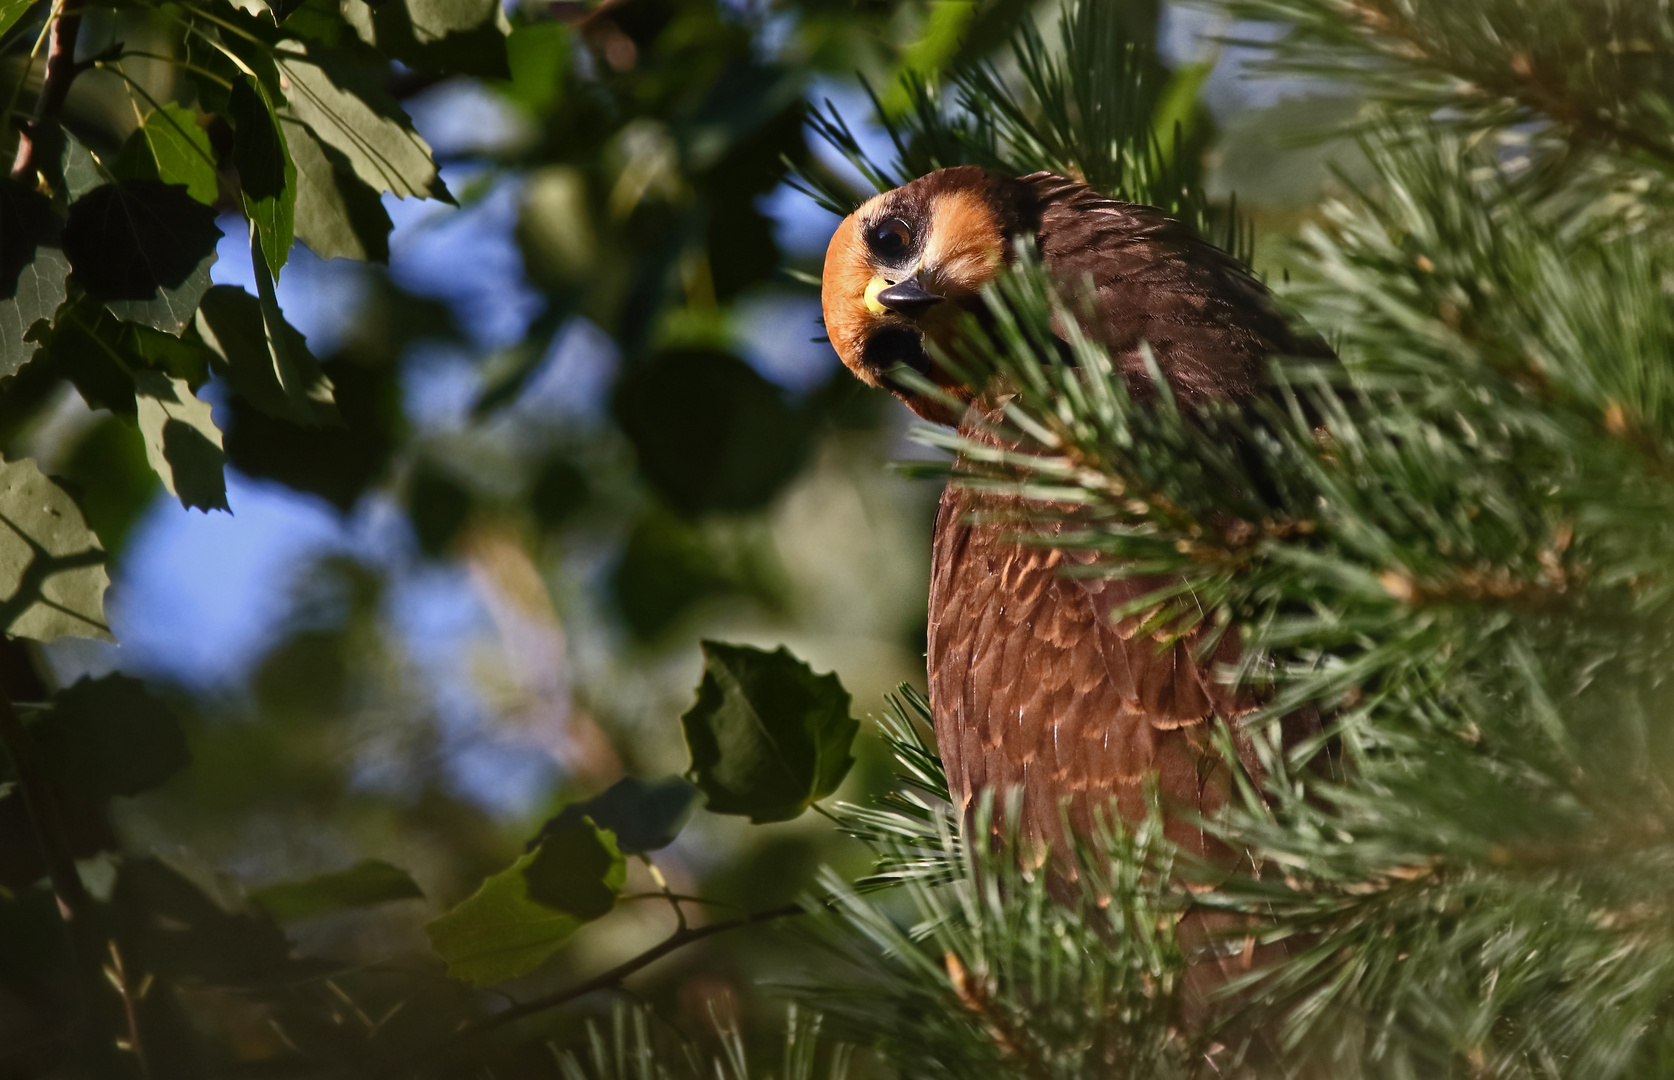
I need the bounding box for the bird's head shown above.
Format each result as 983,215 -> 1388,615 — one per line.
821,166 -> 1031,425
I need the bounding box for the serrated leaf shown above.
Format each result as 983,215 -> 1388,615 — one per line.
426,818 -> 624,986
134,371 -> 228,512
252,860 -> 424,923
282,117 -> 392,262
114,104 -> 220,206
55,129 -> 106,202
681,642 -> 857,824
342,0 -> 509,79
276,43 -> 443,202
535,776 -> 698,855
230,77 -> 296,278
196,284 -> 338,426
30,674 -> 189,799
0,457 -> 111,642
61,181 -> 222,334
0,178 -> 70,377
36,298 -> 217,417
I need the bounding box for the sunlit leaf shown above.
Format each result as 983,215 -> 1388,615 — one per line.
682,642 -> 857,824
196,283 -> 338,425
536,776 -> 699,855
0,0 -> 32,39
252,860 -> 424,923
31,674 -> 190,800
113,103 -> 220,206
426,818 -> 625,986
230,77 -> 296,278
342,0 -> 510,78
282,118 -> 393,262
0,178 -> 70,376
60,181 -> 220,334
276,43 -> 445,202
0,457 -> 110,642
134,371 -> 229,512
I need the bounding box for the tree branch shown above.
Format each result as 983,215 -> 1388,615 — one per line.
10,0 -> 87,181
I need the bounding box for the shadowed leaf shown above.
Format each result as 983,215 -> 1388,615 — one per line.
134,370 -> 228,512
230,77 -> 296,278
252,859 -> 424,923
536,776 -> 699,855
61,180 -> 221,334
0,178 -> 70,376
196,284 -> 338,425
31,674 -> 190,800
682,642 -> 857,824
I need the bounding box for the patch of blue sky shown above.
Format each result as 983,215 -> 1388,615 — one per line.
104,470 -> 354,686
506,317 -> 621,427
209,216 -> 369,358
386,164 -> 545,351
733,291 -> 837,395
1159,4 -> 1322,116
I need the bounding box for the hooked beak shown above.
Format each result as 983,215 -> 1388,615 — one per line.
875,277 -> 945,318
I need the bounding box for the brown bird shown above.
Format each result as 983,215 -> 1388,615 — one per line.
821,166 -> 1328,978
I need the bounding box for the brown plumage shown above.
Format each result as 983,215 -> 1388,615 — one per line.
822,167 -> 1331,1005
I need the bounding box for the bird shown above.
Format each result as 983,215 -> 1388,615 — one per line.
821,165 -> 1330,995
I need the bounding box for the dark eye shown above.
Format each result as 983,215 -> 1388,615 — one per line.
867,218 -> 913,259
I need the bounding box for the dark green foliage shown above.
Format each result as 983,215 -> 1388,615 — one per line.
682,641 -> 857,824
61,180 -> 222,333
30,674 -> 189,800
614,348 -> 812,516
536,775 -> 699,854
251,859 -> 424,922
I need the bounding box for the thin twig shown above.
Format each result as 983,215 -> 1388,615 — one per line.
384,903 -> 805,1073
10,0 -> 86,180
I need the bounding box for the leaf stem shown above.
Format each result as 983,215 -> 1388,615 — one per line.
9,0 -> 86,181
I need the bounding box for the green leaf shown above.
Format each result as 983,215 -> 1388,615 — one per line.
196,283 -> 338,425
113,103 -> 220,206
252,860 -> 424,923
230,76 -> 296,278
275,43 -> 445,202
425,818 -> 625,986
0,457 -> 110,642
134,370 -> 228,512
282,117 -> 392,262
505,22 -> 568,112
0,0 -> 33,39
681,642 -> 857,824
535,776 -> 699,855
60,180 -> 222,334
30,674 -> 190,799
58,417 -> 160,558
0,177 -> 71,377
613,349 -> 812,516
342,0 -> 510,79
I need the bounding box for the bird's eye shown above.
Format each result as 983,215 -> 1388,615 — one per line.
867,218 -> 913,260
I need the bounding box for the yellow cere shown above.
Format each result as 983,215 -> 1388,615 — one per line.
863,276 -> 891,315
